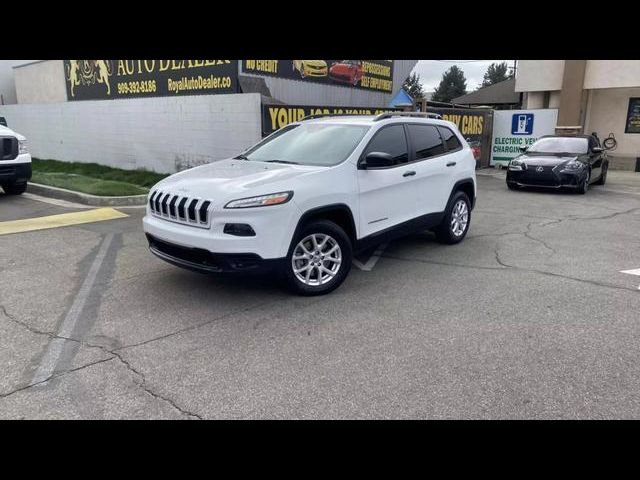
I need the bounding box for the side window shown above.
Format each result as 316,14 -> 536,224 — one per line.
363,125 -> 408,165
438,126 -> 463,152
407,124 -> 445,160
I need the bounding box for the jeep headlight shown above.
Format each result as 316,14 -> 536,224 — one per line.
18,139 -> 28,154
508,158 -> 525,171
224,191 -> 293,209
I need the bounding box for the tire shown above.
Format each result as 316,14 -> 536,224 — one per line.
434,191 -> 471,244
578,170 -> 590,194
507,182 -> 519,191
594,165 -> 607,185
300,63 -> 306,78
284,220 -> 352,296
3,182 -> 27,195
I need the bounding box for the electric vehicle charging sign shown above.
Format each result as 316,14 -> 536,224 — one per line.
491,109 -> 558,166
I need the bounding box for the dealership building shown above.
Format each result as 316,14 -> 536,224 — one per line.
516,60 -> 640,171
0,60 -> 417,174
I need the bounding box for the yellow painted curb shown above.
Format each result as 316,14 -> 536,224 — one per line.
0,208 -> 128,236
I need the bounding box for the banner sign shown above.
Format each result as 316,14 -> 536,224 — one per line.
262,104 -> 398,137
244,60 -> 394,93
625,97 -> 640,134
426,108 -> 494,167
490,109 -> 558,166
64,60 -> 238,101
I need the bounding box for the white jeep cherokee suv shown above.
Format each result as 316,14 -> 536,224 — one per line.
143,112 -> 476,295
0,124 -> 31,195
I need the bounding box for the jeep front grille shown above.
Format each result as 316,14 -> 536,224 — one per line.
149,190 -> 212,228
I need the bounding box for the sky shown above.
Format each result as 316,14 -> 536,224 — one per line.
412,60 -> 514,92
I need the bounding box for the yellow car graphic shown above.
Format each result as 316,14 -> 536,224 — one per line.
292,60 -> 328,78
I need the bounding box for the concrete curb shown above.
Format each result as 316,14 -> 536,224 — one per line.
27,183 -> 148,206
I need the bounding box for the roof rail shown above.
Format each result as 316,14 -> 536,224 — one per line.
300,113 -> 347,121
373,111 -> 442,121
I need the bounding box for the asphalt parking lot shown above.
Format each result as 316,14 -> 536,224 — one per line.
1,171 -> 639,419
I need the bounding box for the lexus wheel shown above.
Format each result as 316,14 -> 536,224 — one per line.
434,191 -> 471,244
578,170 -> 590,194
284,220 -> 352,296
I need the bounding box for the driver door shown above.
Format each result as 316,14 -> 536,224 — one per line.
357,124 -> 421,238
588,135 -> 603,181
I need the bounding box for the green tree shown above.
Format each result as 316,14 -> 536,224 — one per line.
431,65 -> 467,103
402,72 -> 424,100
481,61 -> 510,87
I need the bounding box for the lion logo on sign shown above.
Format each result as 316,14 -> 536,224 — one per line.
65,60 -> 113,97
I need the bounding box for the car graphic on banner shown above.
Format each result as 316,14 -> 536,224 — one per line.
242,60 -> 394,93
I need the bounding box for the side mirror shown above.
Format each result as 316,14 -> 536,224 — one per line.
519,146 -> 528,153
361,151 -> 394,169
592,146 -> 603,153
0,117 -> 6,127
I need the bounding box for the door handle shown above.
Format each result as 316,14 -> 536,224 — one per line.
446,162 -> 457,167
403,171 -> 416,177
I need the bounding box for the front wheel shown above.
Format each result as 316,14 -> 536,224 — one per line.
578,170 -> 590,194
3,182 -> 27,195
434,191 -> 471,244
284,220 -> 352,296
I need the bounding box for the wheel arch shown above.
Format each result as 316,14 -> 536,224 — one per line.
450,178 -> 476,210
292,204 -> 357,247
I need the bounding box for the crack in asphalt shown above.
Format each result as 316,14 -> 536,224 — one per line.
0,304 -> 203,419
0,357 -> 116,400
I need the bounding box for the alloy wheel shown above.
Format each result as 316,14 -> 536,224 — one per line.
292,233 -> 342,286
450,199 -> 469,237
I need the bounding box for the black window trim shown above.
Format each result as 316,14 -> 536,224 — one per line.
357,122 -> 466,170
404,122 -> 449,164
436,125 -> 464,154
357,123 -> 411,170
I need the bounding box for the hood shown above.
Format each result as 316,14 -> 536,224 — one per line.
518,153 -> 580,167
152,158 -> 325,203
0,125 -> 25,141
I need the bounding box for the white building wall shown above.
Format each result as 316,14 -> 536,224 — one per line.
0,60 -> 35,105
584,87 -> 640,159
0,93 -> 262,173
14,60 -> 67,104
584,61 -> 640,89
515,61 -> 565,92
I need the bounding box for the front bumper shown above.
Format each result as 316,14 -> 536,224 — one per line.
0,161 -> 32,184
146,234 -> 284,274
506,167 -> 585,189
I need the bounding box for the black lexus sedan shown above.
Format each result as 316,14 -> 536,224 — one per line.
506,134 -> 608,194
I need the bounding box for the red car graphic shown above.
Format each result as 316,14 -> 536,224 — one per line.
329,60 -> 364,87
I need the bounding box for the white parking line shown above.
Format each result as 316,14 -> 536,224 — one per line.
620,268 -> 640,290
31,233 -> 114,386
353,243 -> 388,271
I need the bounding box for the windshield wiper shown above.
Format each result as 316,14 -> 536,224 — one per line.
263,160 -> 299,165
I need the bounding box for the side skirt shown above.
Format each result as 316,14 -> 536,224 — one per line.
355,211 -> 445,253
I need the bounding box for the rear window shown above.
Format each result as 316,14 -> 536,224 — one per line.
438,126 -> 462,151
407,124 -> 445,160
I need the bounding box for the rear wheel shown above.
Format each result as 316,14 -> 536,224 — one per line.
434,191 -> 471,244
3,182 -> 27,195
284,220 -> 352,296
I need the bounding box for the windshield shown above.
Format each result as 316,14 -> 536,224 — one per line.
528,137 -> 588,155
241,123 -> 370,166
